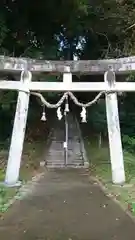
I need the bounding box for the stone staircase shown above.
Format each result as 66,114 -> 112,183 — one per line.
45,114 -> 86,168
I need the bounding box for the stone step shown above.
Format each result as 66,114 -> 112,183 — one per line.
46,158 -> 83,166
46,159 -> 65,164
46,158 -> 82,163
47,150 -> 81,156
46,114 -> 85,168
47,161 -> 83,165
47,164 -> 84,168
46,155 -> 83,161
47,151 -> 82,156
47,151 -> 64,155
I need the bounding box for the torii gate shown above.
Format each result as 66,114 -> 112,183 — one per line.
1,55 -> 135,187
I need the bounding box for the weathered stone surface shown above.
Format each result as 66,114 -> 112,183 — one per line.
1,55 -> 135,74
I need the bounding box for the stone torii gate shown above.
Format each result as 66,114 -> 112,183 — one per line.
1,55 -> 135,187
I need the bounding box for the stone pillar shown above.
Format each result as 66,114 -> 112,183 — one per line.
5,71 -> 32,186
104,70 -> 125,184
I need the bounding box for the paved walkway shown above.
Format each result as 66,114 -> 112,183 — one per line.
0,169 -> 135,240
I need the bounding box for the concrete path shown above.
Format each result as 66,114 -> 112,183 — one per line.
0,169 -> 135,240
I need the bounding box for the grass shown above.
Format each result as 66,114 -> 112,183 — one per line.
20,141 -> 47,181
0,140 -> 47,216
84,133 -> 135,215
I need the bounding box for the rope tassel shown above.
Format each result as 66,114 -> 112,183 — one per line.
57,107 -> 63,120
65,102 -> 69,112
64,95 -> 69,113
41,106 -> 46,121
80,107 -> 87,123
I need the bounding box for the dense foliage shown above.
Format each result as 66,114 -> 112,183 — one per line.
0,0 -> 135,145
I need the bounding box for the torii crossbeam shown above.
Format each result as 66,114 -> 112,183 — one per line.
0,55 -> 135,74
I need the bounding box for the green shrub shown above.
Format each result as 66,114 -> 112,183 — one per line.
122,135 -> 135,152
